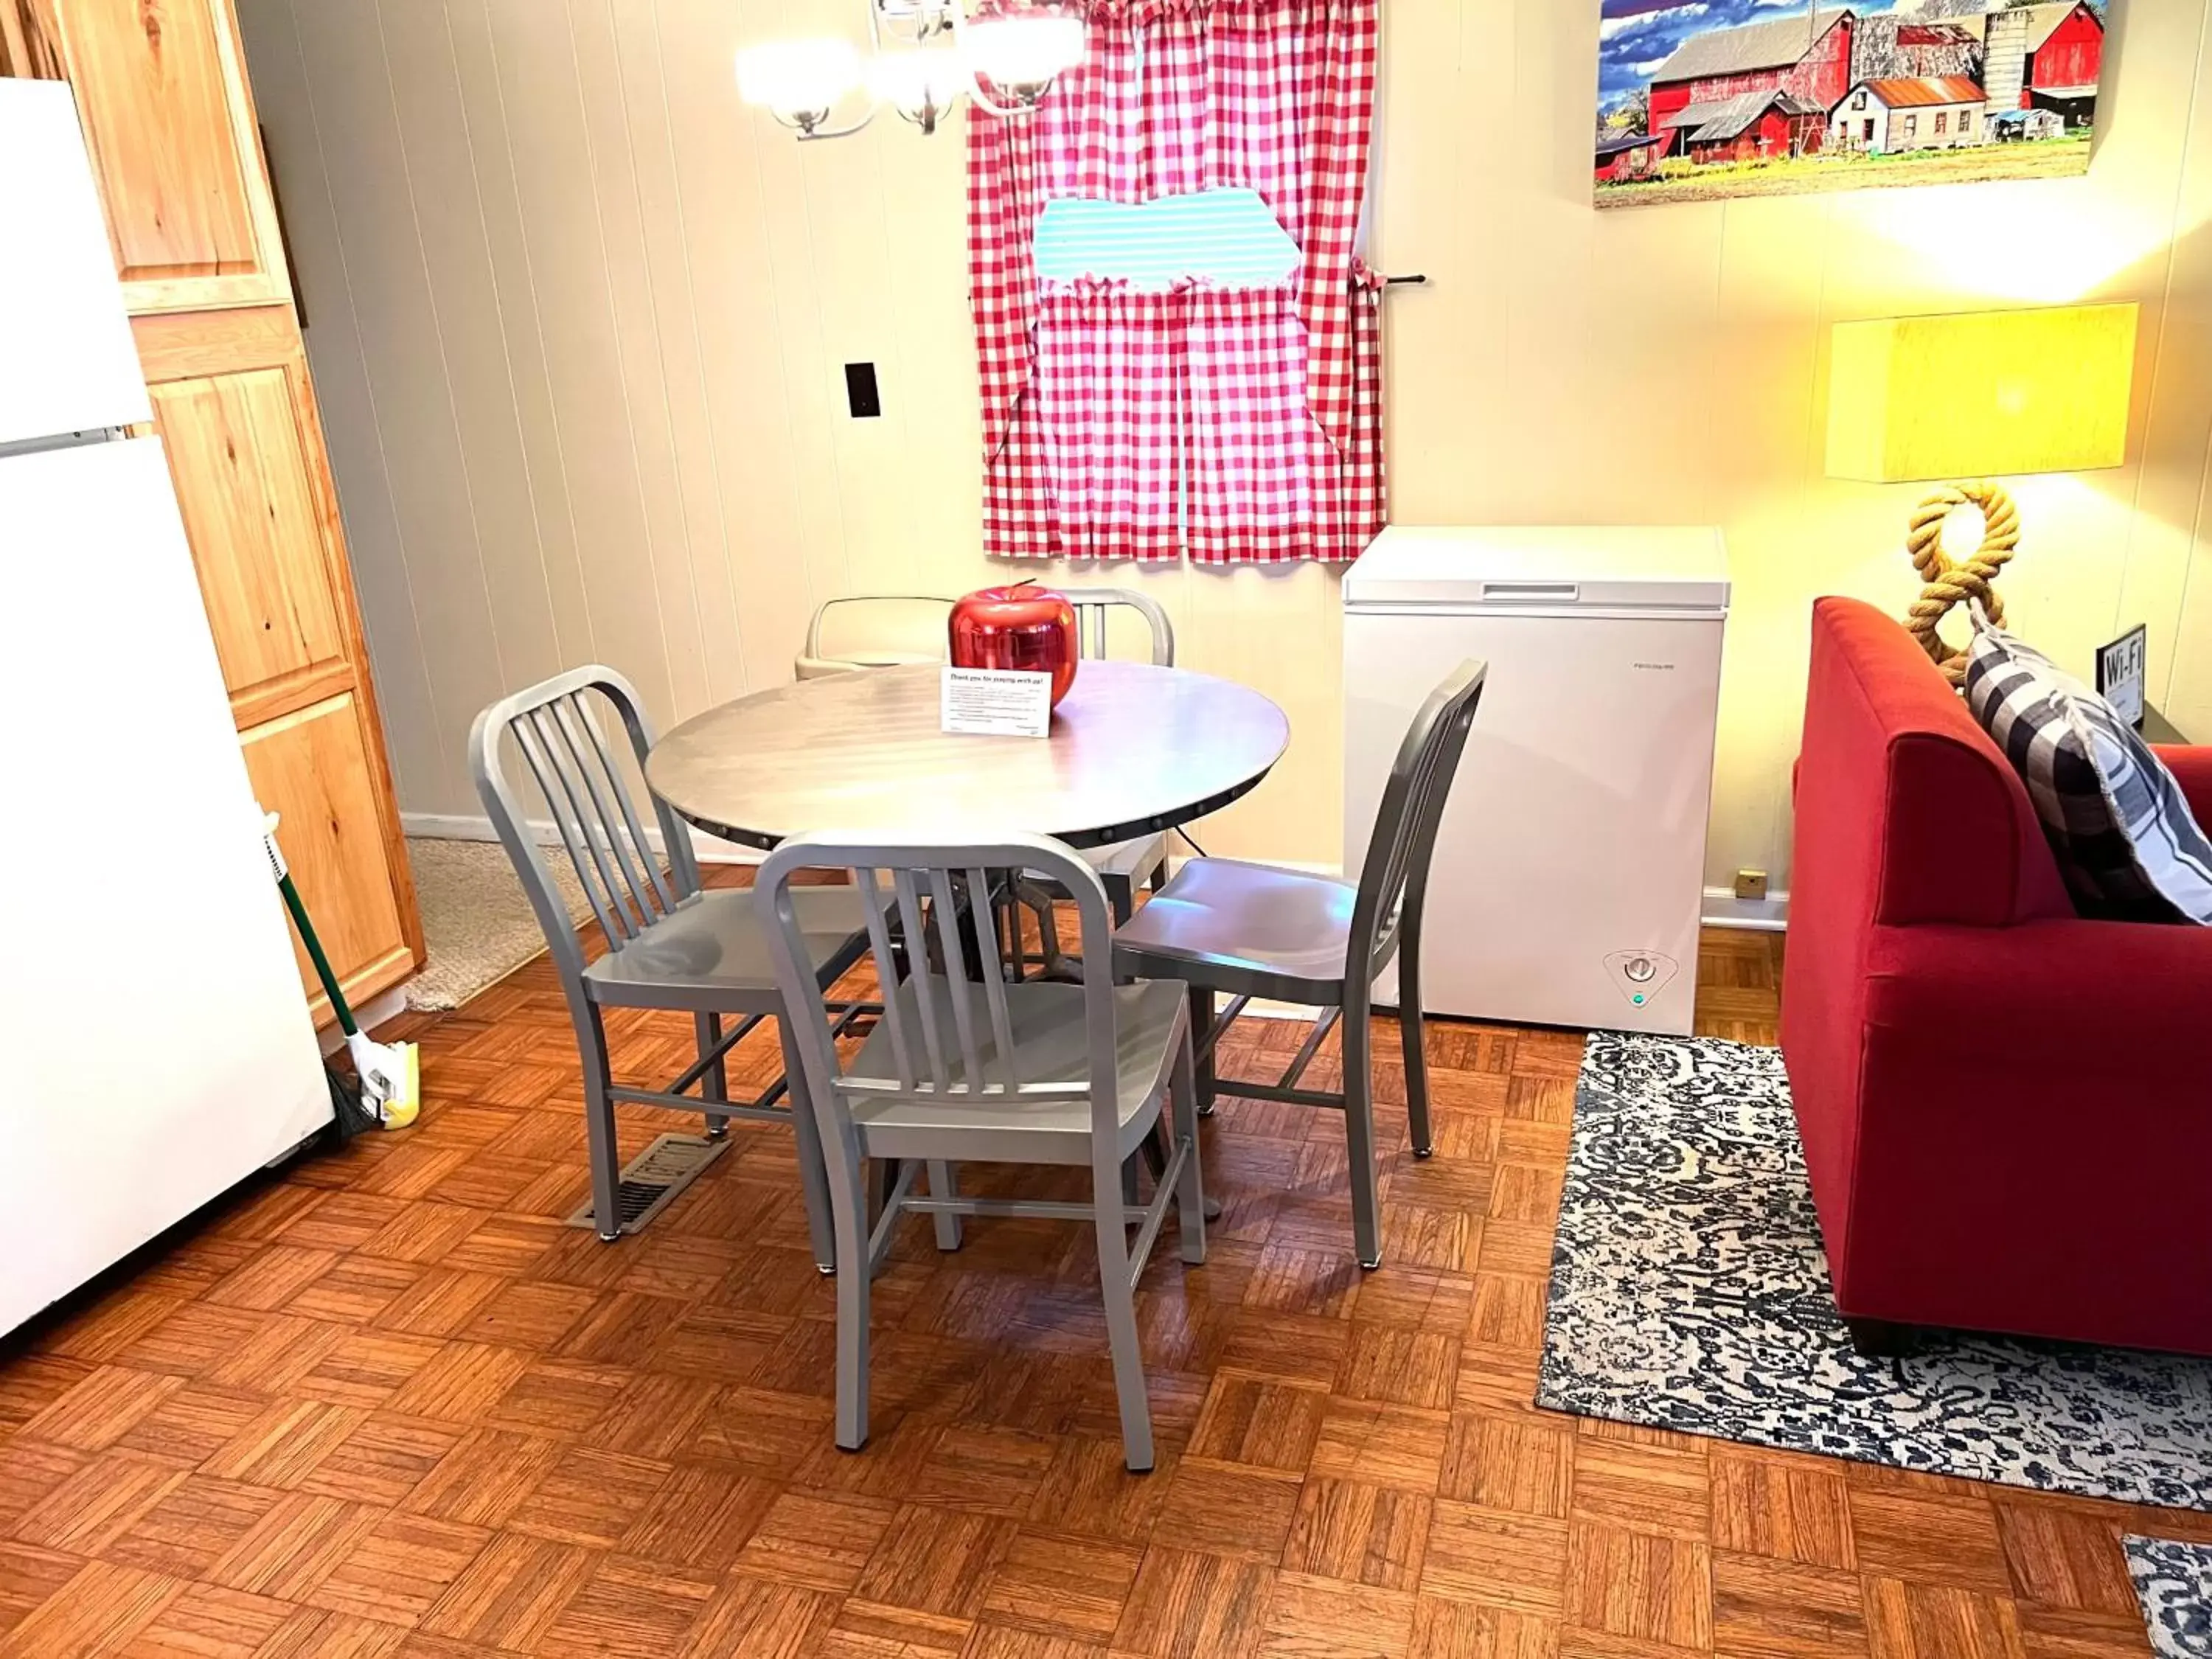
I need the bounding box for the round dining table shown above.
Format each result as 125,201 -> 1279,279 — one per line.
646,659 -> 1290,852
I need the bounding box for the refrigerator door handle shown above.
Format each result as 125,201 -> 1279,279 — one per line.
1480,582 -> 1582,602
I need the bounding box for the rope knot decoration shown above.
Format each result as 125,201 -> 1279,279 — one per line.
1902,480 -> 2021,685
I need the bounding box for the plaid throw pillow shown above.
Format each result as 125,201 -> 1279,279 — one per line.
1964,613 -> 2212,924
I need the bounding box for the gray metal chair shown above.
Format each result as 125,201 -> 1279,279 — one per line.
1065,588 -> 1176,921
757,830 -> 1205,1472
795,594 -> 953,679
1111,659 -> 1487,1271
470,667 -> 874,1265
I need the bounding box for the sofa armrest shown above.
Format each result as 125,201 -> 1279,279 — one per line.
1865,917 -> 2212,1093
2154,746 -> 2212,827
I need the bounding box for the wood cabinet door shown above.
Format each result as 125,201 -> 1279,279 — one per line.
136,303 -> 421,1015
12,0 -> 289,313
137,306 -> 350,726
241,692 -> 414,1023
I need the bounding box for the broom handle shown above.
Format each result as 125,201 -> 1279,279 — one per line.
278,872 -> 360,1039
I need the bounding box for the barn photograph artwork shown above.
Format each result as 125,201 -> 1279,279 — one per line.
1595,0 -> 2111,206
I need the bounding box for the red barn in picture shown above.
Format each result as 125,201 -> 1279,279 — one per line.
1648,8 -> 1855,157
1674,90 -> 1831,164
1595,132 -> 1670,181
2024,1 -> 2105,125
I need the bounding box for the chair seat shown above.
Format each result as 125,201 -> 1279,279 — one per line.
844,977 -> 1187,1164
1111,857 -> 1355,1003
1084,833 -> 1169,886
582,886 -> 868,1012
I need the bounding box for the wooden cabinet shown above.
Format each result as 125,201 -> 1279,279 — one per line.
8,3 -> 421,1024
135,305 -> 420,1020
8,0 -> 289,313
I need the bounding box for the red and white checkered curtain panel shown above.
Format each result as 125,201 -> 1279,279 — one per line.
1034,285 -> 1186,560
968,0 -> 1383,564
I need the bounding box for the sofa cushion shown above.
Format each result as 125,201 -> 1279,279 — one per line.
1964,614 -> 2212,923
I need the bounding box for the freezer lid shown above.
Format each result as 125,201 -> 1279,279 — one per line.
1343,525 -> 1731,611
0,81 -> 153,448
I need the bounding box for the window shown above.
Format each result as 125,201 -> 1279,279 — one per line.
1032,190 -> 1301,291
1935,111 -> 1949,135
1864,118 -> 1877,142
969,2 -> 1385,566
1852,91 -> 1868,111
1904,113 -> 1919,139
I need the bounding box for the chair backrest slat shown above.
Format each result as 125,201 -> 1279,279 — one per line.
891,869 -> 952,1092
966,865 -> 1022,1091
513,708 -> 629,943
526,703 -> 646,940
470,665 -> 702,995
854,867 -> 916,1087
564,692 -> 679,919
929,869 -> 991,1090
1349,660 -> 1487,990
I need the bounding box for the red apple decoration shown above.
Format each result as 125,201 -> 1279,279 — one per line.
948,581 -> 1079,708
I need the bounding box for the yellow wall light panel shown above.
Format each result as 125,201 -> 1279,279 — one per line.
1826,303 -> 2138,484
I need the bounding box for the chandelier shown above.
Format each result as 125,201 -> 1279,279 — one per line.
735,1 -> 1087,141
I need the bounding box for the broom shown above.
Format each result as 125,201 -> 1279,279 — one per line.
260,813 -> 420,1132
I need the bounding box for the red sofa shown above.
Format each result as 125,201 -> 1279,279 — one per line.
1781,597 -> 2212,1358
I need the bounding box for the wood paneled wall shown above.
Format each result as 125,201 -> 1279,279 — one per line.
235,0 -> 2212,886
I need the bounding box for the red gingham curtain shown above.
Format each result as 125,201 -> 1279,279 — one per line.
968,0 -> 1382,565
1034,285 -> 1186,560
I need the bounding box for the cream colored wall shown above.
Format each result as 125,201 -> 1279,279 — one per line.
238,0 -> 2212,888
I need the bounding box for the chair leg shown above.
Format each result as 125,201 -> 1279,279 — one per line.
1090,1152 -> 1155,1473
1398,948 -> 1434,1162
696,1012 -> 730,1140
576,1004 -> 624,1243
1342,1012 -> 1383,1271
1171,1021 -> 1206,1266
927,1162 -> 963,1252
830,1155 -> 872,1450
1107,874 -> 1134,927
1189,984 -> 1217,1116
779,1020 -> 838,1276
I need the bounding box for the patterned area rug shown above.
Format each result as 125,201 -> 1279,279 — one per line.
403,837 -> 590,1012
1538,1032 -> 2212,1511
2128,1537 -> 2212,1658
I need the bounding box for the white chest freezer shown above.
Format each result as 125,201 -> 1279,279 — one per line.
1343,526 -> 1729,1036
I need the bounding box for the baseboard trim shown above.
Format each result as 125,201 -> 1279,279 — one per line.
402,811 -> 763,866
1701,886 -> 1790,932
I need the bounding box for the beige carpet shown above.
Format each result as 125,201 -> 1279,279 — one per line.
403,837 -> 591,1012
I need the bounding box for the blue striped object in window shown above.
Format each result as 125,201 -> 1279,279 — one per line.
1032,188 -> 1301,289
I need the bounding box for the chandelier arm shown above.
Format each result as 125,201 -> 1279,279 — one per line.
796,102 -> 887,141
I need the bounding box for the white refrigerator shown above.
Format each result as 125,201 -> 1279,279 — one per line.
1343,526 -> 1730,1037
0,80 -> 330,1336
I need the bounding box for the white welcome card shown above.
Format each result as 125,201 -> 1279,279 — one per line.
940,667 -> 1052,738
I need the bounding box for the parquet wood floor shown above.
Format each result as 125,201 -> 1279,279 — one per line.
3,873 -> 2197,1659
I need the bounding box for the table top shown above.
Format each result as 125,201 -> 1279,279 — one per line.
647,660 -> 1291,852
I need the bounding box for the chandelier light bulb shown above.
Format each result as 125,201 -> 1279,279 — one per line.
962,14 -> 1086,107
734,38 -> 863,133
869,47 -> 970,133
